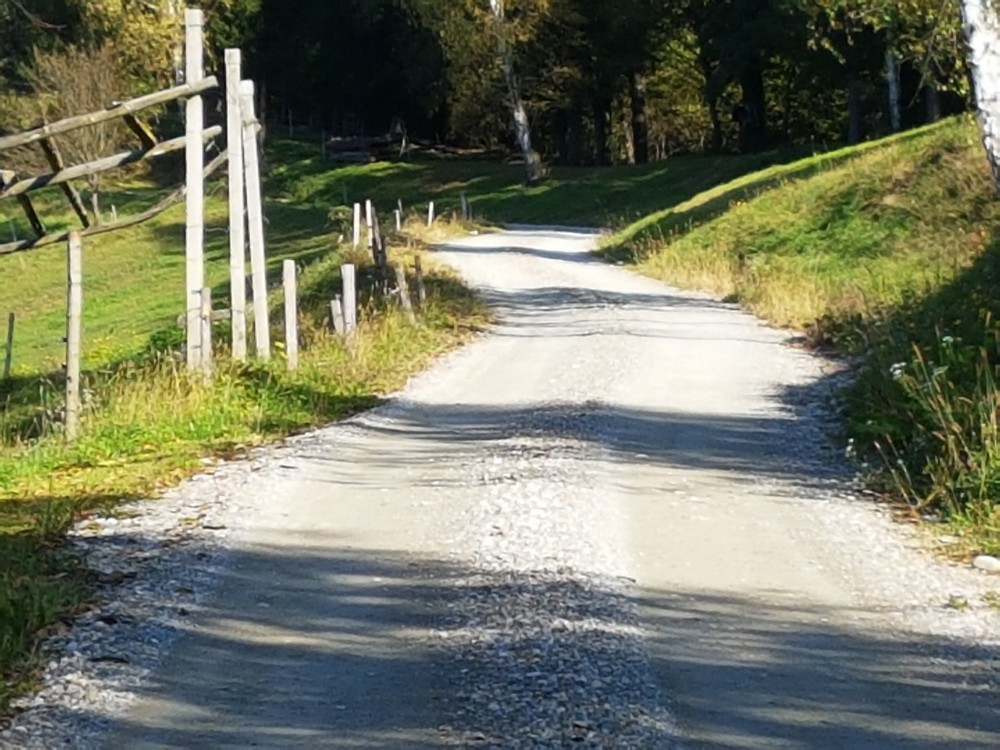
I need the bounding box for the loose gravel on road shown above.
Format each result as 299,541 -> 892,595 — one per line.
2,229 -> 998,749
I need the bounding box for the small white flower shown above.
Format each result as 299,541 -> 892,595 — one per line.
890,362 -> 906,379
941,335 -> 954,345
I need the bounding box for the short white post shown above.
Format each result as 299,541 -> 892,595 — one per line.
330,296 -> 346,336
342,263 -> 357,335
394,209 -> 401,233
200,286 -> 213,379
283,259 -> 299,371
65,232 -> 82,440
353,202 -> 361,247
3,312 -> 13,379
460,192 -> 469,220
184,8 -> 205,372
365,199 -> 374,252
427,201 -> 435,227
225,49 -> 247,361
240,79 -> 270,360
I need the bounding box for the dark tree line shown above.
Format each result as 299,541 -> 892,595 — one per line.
0,1 -> 975,166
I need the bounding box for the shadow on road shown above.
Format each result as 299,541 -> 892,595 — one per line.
81,535 -> 1000,748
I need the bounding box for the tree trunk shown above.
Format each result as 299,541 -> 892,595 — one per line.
566,106 -> 583,166
737,62 -> 766,152
960,0 -> 1000,194
847,70 -> 863,144
593,94 -> 612,166
885,35 -> 902,132
924,83 -> 942,123
628,71 -> 649,164
491,1 -> 541,184
707,94 -> 723,152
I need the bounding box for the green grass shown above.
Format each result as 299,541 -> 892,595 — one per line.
266,138 -> 808,229
0,150 -> 490,710
603,115 -> 1000,554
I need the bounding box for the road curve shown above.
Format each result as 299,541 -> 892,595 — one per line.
104,229 -> 999,749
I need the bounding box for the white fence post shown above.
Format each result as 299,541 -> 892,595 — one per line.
240,79 -> 271,360
225,48 -> 247,361
65,232 -> 82,440
365,199 -> 374,252
200,286 -> 213,379
353,202 -> 361,247
283,260 -> 299,370
184,8 -> 205,372
330,295 -> 346,336
427,201 -> 435,227
342,263 -> 357,335
3,312 -> 13,379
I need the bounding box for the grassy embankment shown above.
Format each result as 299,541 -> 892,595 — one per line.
0,147 -> 493,709
603,116 -> 1000,556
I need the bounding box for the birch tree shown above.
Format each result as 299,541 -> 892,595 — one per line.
960,0 -> 1000,194
489,0 -> 542,183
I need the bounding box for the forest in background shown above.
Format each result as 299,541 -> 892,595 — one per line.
0,0 -> 974,167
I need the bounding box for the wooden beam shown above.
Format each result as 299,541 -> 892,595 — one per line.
0,152 -> 227,256
0,77 -> 218,153
184,7 -> 206,373
225,48 -> 247,362
122,113 -> 158,150
0,126 -> 222,200
16,195 -> 45,238
64,232 -> 83,441
39,137 -> 91,228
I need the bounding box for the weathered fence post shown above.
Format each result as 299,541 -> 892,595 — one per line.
240,79 -> 270,360
65,232 -> 82,440
3,312 -> 13,379
427,201 -> 435,227
365,199 -> 374,253
394,208 -> 401,233
460,192 -> 469,221
283,259 -> 299,371
184,8 -> 205,372
225,48 -> 247,361
371,208 -> 385,270
200,286 -> 213,379
342,263 -> 357,335
414,256 -> 427,310
330,295 -> 346,336
394,264 -> 417,325
353,202 -> 361,247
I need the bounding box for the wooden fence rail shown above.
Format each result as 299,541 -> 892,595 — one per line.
0,151 -> 227,256
0,77 -> 219,153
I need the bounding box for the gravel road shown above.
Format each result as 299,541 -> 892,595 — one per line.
3,228 -> 999,749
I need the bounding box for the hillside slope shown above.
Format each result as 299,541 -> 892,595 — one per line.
610,116 -> 1000,552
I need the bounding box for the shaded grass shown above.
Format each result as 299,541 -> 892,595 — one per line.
266,139 -> 809,230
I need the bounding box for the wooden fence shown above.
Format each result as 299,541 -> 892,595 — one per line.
0,8 -> 279,438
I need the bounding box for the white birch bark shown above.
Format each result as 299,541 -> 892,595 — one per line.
489,0 -> 541,184
961,0 -> 1000,194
